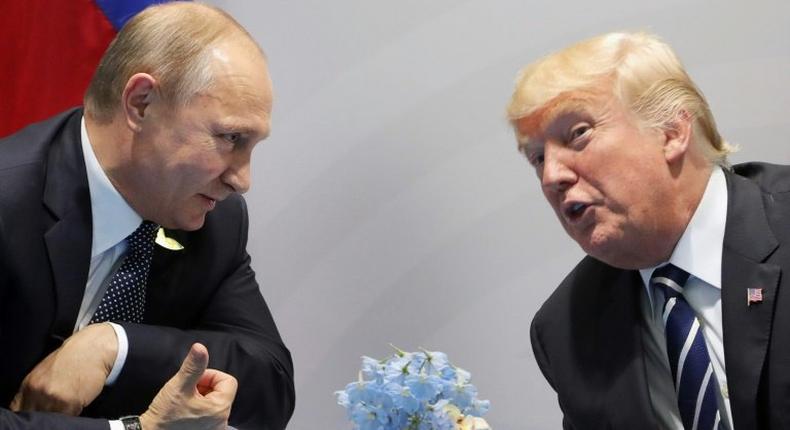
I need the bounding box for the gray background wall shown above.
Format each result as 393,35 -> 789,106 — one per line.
209,1 -> 789,428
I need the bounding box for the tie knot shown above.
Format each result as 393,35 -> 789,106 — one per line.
127,221 -> 159,251
650,263 -> 690,298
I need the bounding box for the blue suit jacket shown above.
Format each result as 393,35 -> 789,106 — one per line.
0,109 -> 295,429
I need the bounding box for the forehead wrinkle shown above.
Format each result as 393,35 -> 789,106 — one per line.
196,79 -> 272,125
199,77 -> 272,110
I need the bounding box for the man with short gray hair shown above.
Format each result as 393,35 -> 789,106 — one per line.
510,32 -> 790,429
0,2 -> 294,429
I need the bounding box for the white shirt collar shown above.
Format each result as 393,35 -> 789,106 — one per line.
639,167 -> 728,304
81,116 -> 142,257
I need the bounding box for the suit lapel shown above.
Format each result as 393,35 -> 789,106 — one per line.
42,110 -> 93,340
590,267 -> 659,428
720,171 -> 780,429
603,271 -> 657,430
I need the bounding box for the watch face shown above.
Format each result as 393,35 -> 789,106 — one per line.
120,416 -> 142,430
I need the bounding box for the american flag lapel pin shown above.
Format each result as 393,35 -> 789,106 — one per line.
747,288 -> 764,306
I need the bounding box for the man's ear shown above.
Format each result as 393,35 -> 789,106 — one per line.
121,73 -> 158,132
663,110 -> 694,164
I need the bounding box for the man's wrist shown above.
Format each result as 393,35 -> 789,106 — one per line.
106,322 -> 129,385
139,412 -> 157,430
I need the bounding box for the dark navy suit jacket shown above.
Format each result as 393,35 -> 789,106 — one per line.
531,162 -> 790,429
0,109 -> 295,429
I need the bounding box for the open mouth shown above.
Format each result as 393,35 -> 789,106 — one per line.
564,202 -> 589,222
199,194 -> 217,210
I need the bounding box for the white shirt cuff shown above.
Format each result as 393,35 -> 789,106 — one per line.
106,322 -> 129,386
108,420 -> 125,430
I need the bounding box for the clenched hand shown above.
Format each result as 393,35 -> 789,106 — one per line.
140,343 -> 238,430
10,322 -> 118,415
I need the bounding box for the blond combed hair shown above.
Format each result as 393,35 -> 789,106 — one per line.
84,1 -> 261,123
507,32 -> 734,166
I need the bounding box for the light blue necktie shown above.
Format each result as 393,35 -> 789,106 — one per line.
90,221 -> 159,324
651,264 -> 723,430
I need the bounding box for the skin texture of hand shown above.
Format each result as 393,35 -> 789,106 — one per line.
140,343 -> 238,430
9,322 -> 118,415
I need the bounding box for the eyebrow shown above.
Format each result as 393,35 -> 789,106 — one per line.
516,94 -> 597,151
541,98 -> 595,127
214,122 -> 270,140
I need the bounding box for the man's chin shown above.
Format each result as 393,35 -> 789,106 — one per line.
581,241 -> 651,270
164,213 -> 207,231
182,217 -> 207,231
577,233 -> 623,267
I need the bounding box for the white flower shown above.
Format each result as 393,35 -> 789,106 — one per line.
445,404 -> 493,430
459,416 -> 492,430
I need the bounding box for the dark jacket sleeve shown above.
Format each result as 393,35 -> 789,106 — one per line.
0,410 -> 109,430
0,220 -> 106,430
531,309 -> 576,430
85,196 -> 294,430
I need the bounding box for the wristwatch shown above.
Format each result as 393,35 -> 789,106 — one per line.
119,415 -> 143,430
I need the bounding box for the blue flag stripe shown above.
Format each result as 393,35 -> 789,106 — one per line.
93,0 -> 174,31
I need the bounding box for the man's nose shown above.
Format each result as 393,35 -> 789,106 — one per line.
540,144 -> 576,193
222,152 -> 252,194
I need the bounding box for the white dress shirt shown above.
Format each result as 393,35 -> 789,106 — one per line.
638,167 -> 733,430
79,117 -> 142,430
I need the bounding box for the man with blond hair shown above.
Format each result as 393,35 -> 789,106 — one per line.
0,2 -> 294,429
509,32 -> 790,429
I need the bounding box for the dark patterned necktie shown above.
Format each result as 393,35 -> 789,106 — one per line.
651,264 -> 724,430
90,221 -> 159,324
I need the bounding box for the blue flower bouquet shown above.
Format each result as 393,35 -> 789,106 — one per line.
336,346 -> 491,430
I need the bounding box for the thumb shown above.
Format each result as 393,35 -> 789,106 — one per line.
9,392 -> 21,412
174,343 -> 209,394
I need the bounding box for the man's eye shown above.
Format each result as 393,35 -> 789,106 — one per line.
569,124 -> 591,142
222,133 -> 242,144
528,153 -> 544,167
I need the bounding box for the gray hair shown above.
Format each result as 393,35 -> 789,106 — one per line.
84,1 -> 262,123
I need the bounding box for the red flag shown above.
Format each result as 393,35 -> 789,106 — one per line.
0,0 -> 169,137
